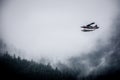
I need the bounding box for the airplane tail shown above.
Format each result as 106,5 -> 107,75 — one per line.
94,25 -> 99,29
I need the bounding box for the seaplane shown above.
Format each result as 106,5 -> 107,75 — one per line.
81,22 -> 99,32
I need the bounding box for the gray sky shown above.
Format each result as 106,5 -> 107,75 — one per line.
1,0 -> 117,63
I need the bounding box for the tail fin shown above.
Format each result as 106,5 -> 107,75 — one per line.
94,25 -> 99,29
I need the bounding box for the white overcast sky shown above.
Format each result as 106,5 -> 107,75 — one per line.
1,0 -> 118,62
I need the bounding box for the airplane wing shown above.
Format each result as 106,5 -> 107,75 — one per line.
86,22 -> 95,26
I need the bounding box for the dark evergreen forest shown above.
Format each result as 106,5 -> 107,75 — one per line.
0,39 -> 120,80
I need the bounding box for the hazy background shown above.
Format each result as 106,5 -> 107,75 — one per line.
0,0 -> 118,64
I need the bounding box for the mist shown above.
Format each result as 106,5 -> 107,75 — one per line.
1,0 -> 118,65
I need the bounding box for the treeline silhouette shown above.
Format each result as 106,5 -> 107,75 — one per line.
1,52 -> 120,80
0,52 -> 77,80
1,40 -> 120,80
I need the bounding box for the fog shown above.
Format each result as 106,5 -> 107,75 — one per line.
1,0 -> 117,64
